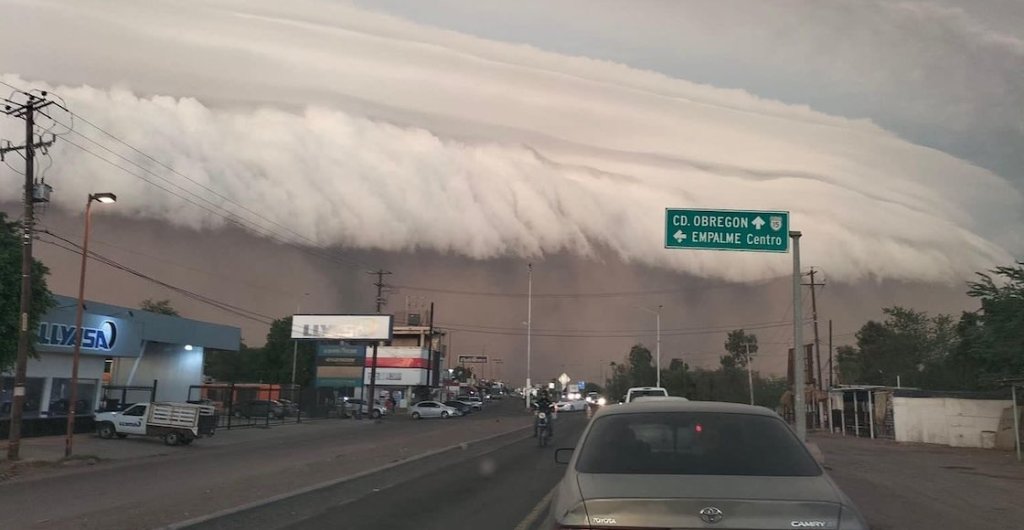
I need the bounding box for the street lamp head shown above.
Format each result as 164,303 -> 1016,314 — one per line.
90,192 -> 117,204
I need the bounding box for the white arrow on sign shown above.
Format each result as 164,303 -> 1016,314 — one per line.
673,229 -> 687,243
752,216 -> 766,230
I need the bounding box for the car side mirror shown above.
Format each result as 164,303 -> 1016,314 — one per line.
805,442 -> 825,465
554,448 -> 574,465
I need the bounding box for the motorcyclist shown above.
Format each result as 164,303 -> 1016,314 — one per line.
533,389 -> 555,438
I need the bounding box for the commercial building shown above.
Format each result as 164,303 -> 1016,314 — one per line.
1,294 -> 241,421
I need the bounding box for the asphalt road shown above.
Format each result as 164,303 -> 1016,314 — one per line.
0,400 -> 534,529
188,411 -> 591,530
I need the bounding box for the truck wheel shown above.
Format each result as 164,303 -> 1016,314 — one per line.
97,422 -> 115,439
371,410 -> 381,419
164,431 -> 182,446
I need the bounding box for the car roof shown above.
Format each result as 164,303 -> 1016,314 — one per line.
595,399 -> 778,418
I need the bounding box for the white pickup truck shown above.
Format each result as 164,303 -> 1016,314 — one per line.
95,402 -> 217,446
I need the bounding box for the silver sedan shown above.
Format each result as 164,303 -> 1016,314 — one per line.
409,400 -> 458,419
547,400 -> 869,529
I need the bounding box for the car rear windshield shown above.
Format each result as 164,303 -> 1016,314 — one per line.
575,412 -> 821,477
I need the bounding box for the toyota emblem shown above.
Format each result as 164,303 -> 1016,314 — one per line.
699,506 -> 724,524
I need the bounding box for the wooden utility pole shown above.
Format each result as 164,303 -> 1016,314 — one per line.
3,93 -> 56,460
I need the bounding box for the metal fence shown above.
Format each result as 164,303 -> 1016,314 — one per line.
187,383 -> 306,430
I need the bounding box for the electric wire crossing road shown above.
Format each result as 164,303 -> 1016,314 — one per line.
665,208 -> 790,252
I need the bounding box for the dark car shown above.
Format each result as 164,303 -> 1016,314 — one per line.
444,400 -> 473,415
234,399 -> 285,419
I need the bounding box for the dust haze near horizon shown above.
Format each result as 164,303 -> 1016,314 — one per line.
1,0 -> 1021,383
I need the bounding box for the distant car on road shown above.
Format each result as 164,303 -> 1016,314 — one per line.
624,386 -> 669,403
410,401 -> 458,419
546,399 -> 869,529
444,400 -> 473,415
554,399 -> 588,412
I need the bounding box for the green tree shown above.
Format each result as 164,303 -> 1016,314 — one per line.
1,213 -> 55,371
605,361 -> 630,402
253,316 -> 316,386
836,307 -> 958,388
962,262 -> 1024,379
722,329 -> 758,369
627,343 -> 657,387
451,366 -> 474,383
661,358 -> 692,399
140,298 -> 179,316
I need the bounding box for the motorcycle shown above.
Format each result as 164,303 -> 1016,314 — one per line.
536,412 -> 552,447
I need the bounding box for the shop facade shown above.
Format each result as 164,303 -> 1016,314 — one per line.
1,294 -> 240,421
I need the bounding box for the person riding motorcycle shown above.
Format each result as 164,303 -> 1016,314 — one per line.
533,389 -> 555,438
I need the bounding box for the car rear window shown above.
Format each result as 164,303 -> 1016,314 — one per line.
575,412 -> 821,477
629,389 -> 667,399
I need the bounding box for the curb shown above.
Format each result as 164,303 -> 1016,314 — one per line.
161,421 -> 534,529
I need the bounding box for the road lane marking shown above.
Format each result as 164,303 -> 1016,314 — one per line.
162,423 -> 533,529
514,484 -> 558,530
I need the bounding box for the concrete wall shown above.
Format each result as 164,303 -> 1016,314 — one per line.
110,343 -> 204,403
894,396 -> 1011,448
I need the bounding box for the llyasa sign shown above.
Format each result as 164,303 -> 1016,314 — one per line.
37,320 -> 118,352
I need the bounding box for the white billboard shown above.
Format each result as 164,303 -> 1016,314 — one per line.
291,314 -> 393,340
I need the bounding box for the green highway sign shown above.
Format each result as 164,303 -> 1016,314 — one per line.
665,208 -> 789,252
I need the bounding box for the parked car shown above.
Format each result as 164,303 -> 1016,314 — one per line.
545,400 -> 868,529
444,400 -> 473,415
455,399 -> 483,412
277,398 -> 300,416
343,398 -> 387,418
409,400 -> 458,419
234,399 -> 286,419
457,395 -> 485,408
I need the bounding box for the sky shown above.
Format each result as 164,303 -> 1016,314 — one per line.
1,0 -> 1022,384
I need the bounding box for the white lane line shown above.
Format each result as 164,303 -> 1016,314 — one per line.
514,484 -> 558,530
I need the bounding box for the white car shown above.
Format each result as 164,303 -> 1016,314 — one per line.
554,399 -> 588,412
409,400 -> 458,419
624,386 -> 669,403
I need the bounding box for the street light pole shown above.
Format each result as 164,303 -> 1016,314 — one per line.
66,192 -> 116,458
656,306 -> 661,387
525,263 -> 533,410
636,305 -> 662,387
291,293 -> 308,387
745,342 -> 755,405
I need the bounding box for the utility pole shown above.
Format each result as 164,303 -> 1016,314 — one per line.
366,269 -> 391,415
3,92 -> 56,460
828,319 -> 834,389
369,269 -> 392,313
803,268 -> 826,391
804,267 -> 825,428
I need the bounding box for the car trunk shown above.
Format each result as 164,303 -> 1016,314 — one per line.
576,473 -> 842,529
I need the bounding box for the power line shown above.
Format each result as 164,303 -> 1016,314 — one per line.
36,231 -> 275,325
389,277 -> 786,299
